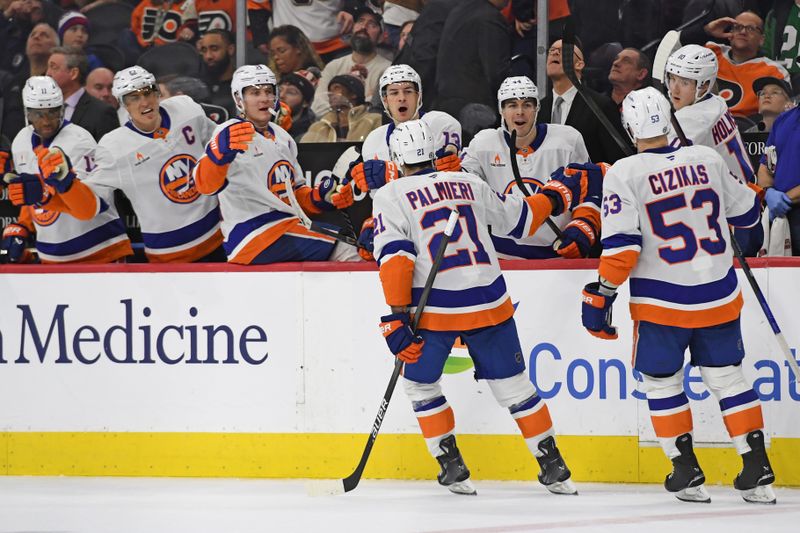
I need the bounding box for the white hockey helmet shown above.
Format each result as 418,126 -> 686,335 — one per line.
112,66 -> 157,101
22,76 -> 63,109
665,44 -> 718,101
231,64 -> 278,114
497,75 -> 539,132
621,87 -> 671,143
389,119 -> 435,168
379,64 -> 423,118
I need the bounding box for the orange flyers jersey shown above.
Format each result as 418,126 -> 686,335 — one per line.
83,96 -> 222,263
706,42 -> 791,118
194,0 -> 270,34
272,0 -> 342,43
669,94 -> 755,183
599,144 -> 760,328
132,0 -> 198,47
11,123 -> 132,264
462,123 -> 591,258
372,168 -> 554,331
362,111 -> 462,163
194,119 -> 315,264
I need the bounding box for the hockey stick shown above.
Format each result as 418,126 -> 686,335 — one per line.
507,130 -> 565,242
651,30 -> 691,146
307,208 -> 461,496
561,20 -> 634,158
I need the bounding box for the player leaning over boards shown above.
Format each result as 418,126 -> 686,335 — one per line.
29,66 -> 226,263
371,119 -> 604,496
2,76 -> 132,264
461,75 -> 599,259
193,64 -> 361,264
581,87 -> 775,504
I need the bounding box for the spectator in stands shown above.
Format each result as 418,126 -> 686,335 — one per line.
200,28 -> 237,119
85,67 -> 117,109
383,3 -> 418,50
46,46 -> 118,140
764,0 -> 800,90
268,25 -> 325,79
681,10 -> 791,118
301,74 -> 381,142
747,77 -> 795,132
310,4 -> 390,117
0,0 -> 52,75
131,0 -> 198,48
607,48 -> 651,109
433,0 -> 511,119
58,11 -> 102,71
279,71 -> 316,140
270,0 -> 355,63
397,20 -> 414,52
537,38 -> 628,164
1,22 -> 58,141
157,74 -> 228,122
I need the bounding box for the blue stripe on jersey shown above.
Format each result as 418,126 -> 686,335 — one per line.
412,395 -> 447,413
509,394 -> 541,415
142,206 -> 221,249
223,210 -> 294,255
647,392 -> 689,412
377,240 -> 417,265
602,233 -> 643,250
411,274 -> 507,308
719,389 -> 759,411
727,196 -> 760,228
507,201 -> 530,239
491,234 -> 558,259
630,266 -> 737,305
36,218 -> 127,256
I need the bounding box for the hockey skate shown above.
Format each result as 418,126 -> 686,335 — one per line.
664,433 -> 710,503
535,436 -> 577,495
734,430 -> 776,504
436,435 -> 477,495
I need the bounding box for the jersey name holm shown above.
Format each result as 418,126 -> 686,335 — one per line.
648,164 -> 710,195
406,181 -> 476,210
711,109 -> 739,145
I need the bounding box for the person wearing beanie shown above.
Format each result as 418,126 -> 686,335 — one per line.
58,11 -> 103,72
301,74 -> 382,142
279,72 -> 316,140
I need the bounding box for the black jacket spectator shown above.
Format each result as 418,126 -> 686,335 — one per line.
71,91 -> 118,142
433,0 -> 510,118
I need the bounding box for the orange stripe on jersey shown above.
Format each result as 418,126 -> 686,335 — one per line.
380,255 -> 415,307
524,194 -> 555,236
417,406 -> 455,438
651,409 -> 693,438
313,36 -> 347,55
418,298 -> 515,331
515,404 -> 553,439
747,182 -> 765,202
227,218 -> 300,264
51,179 -> 101,220
294,185 -> 322,215
195,157 -> 230,195
599,250 -> 639,286
631,320 -> 640,368
40,239 -> 133,264
146,230 -> 223,263
573,204 -> 600,231
630,291 -> 743,328
723,405 -> 764,437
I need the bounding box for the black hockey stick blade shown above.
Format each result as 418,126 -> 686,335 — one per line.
561,19 -> 634,158
308,221 -> 361,248
307,209 -> 461,496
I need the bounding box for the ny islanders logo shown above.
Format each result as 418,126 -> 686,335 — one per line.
159,154 -> 199,204
504,177 -> 544,195
267,160 -> 295,198
32,205 -> 59,226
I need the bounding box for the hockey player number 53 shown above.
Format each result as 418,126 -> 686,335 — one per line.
646,188 -> 726,264
422,205 -> 490,271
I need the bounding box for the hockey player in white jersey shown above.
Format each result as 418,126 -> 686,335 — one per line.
40,66 -> 225,263
462,75 -> 598,259
581,88 -> 775,504
2,76 -> 132,264
665,44 -> 761,254
193,64 -> 360,264
372,119 -> 602,496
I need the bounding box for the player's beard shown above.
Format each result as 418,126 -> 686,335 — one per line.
350,31 -> 375,54
206,53 -> 231,80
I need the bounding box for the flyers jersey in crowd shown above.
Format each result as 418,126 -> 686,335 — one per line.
272,0 -> 345,55
599,144 -> 760,328
195,0 -> 271,34
362,111 -> 462,163
11,122 -> 131,263
372,168 -> 556,331
81,96 -> 222,262
132,0 -> 198,47
462,123 -> 591,258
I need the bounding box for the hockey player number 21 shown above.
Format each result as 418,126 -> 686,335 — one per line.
421,205 -> 490,271
646,188 -> 726,264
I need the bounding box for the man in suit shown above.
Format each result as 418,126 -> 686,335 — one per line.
46,46 -> 118,141
537,39 -> 629,164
